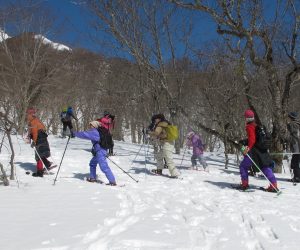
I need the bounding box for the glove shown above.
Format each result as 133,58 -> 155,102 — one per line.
31,141 -> 35,148
241,146 -> 249,155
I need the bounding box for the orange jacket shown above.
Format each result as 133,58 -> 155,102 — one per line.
27,114 -> 46,143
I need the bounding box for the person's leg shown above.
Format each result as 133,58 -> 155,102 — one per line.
239,155 -> 252,187
62,122 -> 67,137
262,166 -> 278,191
191,155 -> 197,167
156,145 -> 164,170
198,154 -> 208,169
32,159 -> 44,177
97,150 -> 116,184
41,157 -> 52,169
108,140 -> 114,155
67,121 -> 74,137
89,156 -> 98,180
163,142 -> 179,177
262,167 -> 277,184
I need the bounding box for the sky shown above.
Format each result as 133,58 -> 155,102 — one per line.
0,0 -> 219,58
0,0 -> 283,60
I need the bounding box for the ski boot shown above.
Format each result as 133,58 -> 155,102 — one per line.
32,170 -> 44,177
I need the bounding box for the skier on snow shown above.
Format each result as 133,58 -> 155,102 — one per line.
287,111 -> 300,183
74,121 -> 117,185
60,106 -> 78,138
186,131 -> 208,171
148,114 -> 180,178
26,108 -> 55,177
237,109 -> 278,192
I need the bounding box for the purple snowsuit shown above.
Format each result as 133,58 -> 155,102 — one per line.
240,155 -> 276,183
74,128 -> 116,183
187,134 -> 207,168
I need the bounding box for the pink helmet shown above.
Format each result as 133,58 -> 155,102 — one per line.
244,109 -> 254,118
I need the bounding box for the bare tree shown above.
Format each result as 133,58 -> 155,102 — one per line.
170,0 -> 300,171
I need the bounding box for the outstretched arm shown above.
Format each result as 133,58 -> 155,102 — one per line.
74,129 -> 100,141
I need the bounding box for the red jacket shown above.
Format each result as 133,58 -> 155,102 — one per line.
246,122 -> 256,150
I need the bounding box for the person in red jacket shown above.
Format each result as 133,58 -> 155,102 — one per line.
238,109 -> 278,192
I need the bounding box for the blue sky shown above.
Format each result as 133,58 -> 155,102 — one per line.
44,0 -> 218,57
0,0 -> 219,57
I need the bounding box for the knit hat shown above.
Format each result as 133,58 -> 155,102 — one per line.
288,111 -> 298,120
244,109 -> 254,118
89,121 -> 100,128
187,131 -> 195,138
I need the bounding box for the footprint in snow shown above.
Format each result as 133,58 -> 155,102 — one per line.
109,216 -> 139,236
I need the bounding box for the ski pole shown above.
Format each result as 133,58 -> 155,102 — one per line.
107,156 -> 139,183
179,144 -> 187,167
53,136 -> 71,185
241,146 -> 282,195
143,135 -> 148,179
129,143 -> 144,169
33,146 -> 50,175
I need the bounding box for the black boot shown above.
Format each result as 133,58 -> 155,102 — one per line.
32,170 -> 44,177
151,169 -> 162,175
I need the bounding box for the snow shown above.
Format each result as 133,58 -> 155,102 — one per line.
1,135 -> 300,250
0,29 -> 10,42
34,35 -> 71,51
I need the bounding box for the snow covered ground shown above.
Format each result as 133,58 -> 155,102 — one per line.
1,135 -> 300,250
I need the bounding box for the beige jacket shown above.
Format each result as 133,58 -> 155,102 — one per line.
150,121 -> 169,142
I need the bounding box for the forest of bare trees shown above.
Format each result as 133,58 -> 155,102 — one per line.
1,0 -> 300,184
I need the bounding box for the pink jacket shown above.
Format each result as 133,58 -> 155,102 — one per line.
97,115 -> 113,132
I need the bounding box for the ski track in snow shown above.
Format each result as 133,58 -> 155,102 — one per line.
1,135 -> 300,250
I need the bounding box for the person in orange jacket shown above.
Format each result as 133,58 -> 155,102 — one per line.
27,108 -> 54,177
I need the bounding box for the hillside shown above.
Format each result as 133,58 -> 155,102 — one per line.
0,135 -> 300,250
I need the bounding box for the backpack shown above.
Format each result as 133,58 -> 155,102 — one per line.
255,125 -> 272,150
61,112 -> 68,122
166,125 -> 179,141
97,127 -> 113,149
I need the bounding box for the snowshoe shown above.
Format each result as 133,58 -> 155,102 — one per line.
262,183 -> 278,193
231,183 -> 249,191
151,169 -> 163,175
86,177 -> 97,183
106,182 -> 117,186
32,170 -> 44,177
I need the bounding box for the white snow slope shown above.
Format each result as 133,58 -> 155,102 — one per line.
0,29 -> 10,42
35,35 -> 71,51
1,135 -> 300,250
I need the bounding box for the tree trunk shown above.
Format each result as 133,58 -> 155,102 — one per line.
131,121 -> 137,143
6,131 -> 15,180
0,162 -> 9,186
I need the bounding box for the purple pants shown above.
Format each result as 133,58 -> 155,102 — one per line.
239,155 -> 277,183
